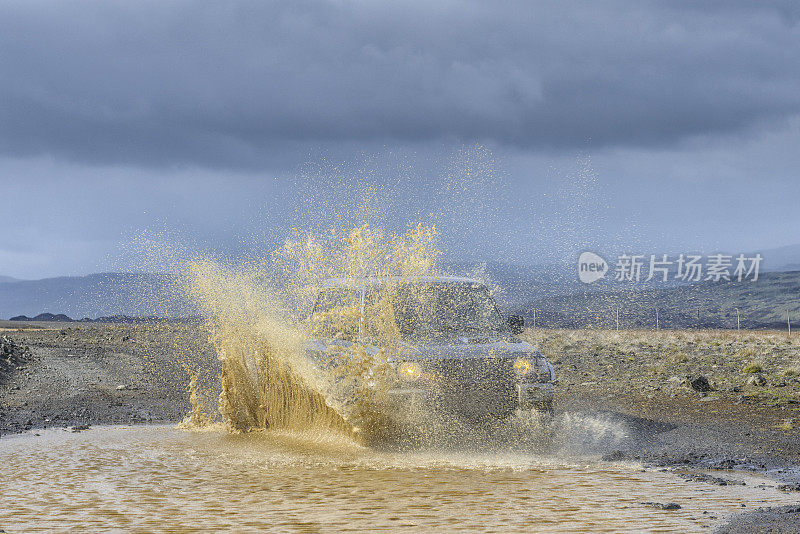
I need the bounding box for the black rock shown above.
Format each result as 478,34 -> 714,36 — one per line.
642,502 -> 681,510
688,375 -> 711,392
680,472 -> 744,486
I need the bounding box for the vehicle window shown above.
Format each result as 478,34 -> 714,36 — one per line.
313,288 -> 359,314
310,288 -> 361,340
311,282 -> 506,341
393,283 -> 505,337
362,286 -> 401,343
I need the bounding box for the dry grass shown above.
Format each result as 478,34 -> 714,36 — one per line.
777,418 -> 795,431
742,362 -> 763,374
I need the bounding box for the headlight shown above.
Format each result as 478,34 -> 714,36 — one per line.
398,361 -> 422,381
513,357 -> 532,376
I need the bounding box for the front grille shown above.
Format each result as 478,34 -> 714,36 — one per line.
425,357 -> 517,392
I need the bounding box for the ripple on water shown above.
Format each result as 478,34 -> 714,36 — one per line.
0,425 -> 794,532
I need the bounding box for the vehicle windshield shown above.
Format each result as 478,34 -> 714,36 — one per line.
310,281 -> 507,340
389,283 -> 506,336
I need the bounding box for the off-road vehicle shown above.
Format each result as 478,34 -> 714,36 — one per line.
307,276 -> 555,427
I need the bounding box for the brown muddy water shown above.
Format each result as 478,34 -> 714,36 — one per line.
1,425 -> 795,533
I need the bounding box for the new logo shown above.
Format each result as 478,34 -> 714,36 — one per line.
578,252 -> 608,284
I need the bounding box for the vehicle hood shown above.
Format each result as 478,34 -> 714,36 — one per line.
393,336 -> 539,361
306,335 -> 544,361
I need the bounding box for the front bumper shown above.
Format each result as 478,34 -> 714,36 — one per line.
517,382 -> 554,408
385,380 -> 554,421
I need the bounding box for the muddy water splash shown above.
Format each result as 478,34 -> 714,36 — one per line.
182,223 -> 441,439
177,222 -> 629,452
185,260 -> 353,435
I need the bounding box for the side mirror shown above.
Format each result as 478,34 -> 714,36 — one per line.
507,314 -> 524,335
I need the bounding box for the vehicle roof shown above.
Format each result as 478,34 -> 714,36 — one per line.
319,275 -> 485,289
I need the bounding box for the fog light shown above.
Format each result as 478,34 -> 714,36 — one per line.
398,361 -> 421,380
514,357 -> 532,375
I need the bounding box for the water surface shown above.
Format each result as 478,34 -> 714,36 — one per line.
0,425 -> 794,532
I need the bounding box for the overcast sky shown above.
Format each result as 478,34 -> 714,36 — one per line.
2,0 -> 800,279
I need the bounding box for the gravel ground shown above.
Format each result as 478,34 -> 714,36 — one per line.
526,329 -> 800,471
0,321 -> 219,435
525,328 -> 800,532
2,322 -> 799,531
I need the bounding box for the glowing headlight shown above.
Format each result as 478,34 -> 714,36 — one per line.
513,357 -> 532,375
398,361 -> 422,380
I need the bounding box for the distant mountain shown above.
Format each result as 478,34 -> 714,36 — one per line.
10,313 -> 74,322
451,243 -> 800,310
0,275 -> 20,283
0,272 -> 192,320
8,312 -> 199,324
4,259 -> 799,326
443,260 -> 689,308
516,270 -> 800,330
759,243 -> 800,272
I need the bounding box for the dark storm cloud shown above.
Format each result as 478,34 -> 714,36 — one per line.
1,0 -> 800,168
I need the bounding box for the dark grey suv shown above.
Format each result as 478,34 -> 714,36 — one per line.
306,276 -> 555,427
